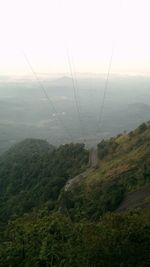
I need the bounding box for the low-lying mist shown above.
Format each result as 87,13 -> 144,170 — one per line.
0,74 -> 150,153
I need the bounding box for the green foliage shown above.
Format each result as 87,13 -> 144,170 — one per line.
62,180 -> 125,221
61,122 -> 150,220
0,139 -> 89,221
0,210 -> 149,267
0,123 -> 150,266
98,139 -> 109,159
138,122 -> 148,133
98,138 -> 118,160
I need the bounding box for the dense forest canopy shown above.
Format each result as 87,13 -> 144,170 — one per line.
0,122 -> 149,266
0,140 -> 89,221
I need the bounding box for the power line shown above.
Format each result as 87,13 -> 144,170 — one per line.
56,0 -> 86,144
67,50 -> 86,143
97,49 -> 114,133
22,51 -> 73,141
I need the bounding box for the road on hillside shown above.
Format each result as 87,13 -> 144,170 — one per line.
64,148 -> 98,192
89,148 -> 98,167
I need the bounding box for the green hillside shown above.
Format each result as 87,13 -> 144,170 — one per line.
0,139 -> 89,221
61,122 -> 150,220
0,122 -> 149,266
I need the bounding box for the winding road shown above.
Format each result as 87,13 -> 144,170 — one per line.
64,148 -> 98,192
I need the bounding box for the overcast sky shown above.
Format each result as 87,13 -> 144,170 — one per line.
0,0 -> 150,76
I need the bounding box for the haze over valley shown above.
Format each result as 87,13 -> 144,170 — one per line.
1,0 -> 150,265
0,74 -> 150,153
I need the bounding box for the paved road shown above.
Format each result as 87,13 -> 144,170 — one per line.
64,148 -> 98,192
89,148 -> 98,167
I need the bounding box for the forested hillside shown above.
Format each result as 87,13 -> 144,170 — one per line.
0,122 -> 149,266
61,122 -> 150,220
0,139 -> 89,221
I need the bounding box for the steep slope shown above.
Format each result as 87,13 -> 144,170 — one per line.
0,139 -> 89,221
0,123 -> 149,267
60,122 -> 150,220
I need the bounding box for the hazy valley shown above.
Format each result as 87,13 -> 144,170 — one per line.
0,74 -> 150,153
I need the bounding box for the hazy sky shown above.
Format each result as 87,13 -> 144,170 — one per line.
0,0 -> 150,76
